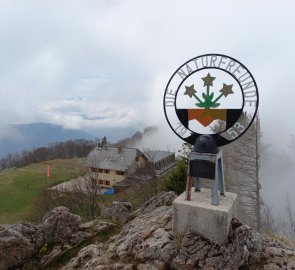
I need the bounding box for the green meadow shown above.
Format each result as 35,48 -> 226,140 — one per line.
0,158 -> 85,224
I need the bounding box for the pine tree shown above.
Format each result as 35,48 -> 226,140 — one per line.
101,136 -> 108,147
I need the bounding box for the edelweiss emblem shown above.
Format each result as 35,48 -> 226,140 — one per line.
182,73 -> 234,127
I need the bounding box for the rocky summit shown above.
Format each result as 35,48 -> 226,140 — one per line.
1,192 -> 295,269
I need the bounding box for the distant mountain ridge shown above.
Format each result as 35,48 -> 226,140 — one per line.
0,123 -> 94,157
0,123 -> 136,157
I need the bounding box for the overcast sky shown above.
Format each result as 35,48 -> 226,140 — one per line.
0,0 -> 295,149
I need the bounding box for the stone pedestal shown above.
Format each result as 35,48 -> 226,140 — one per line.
172,188 -> 237,245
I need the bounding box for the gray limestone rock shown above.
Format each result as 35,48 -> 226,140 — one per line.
0,206 -> 81,269
172,220 -> 262,270
79,220 -> 115,235
139,191 -> 176,214
0,223 -> 37,269
62,193 -> 178,270
108,206 -> 177,263
2,192 -> 295,270
62,244 -> 107,270
42,206 -> 81,244
48,196 -> 295,270
41,245 -> 64,267
102,201 -> 134,224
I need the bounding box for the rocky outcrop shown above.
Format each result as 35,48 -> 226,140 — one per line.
40,221 -> 115,268
2,192 -> 295,270
0,206 -> 114,270
63,192 -> 178,270
62,192 -> 295,270
62,244 -> 109,270
0,206 -> 81,270
102,201 -> 134,224
79,220 -> 114,235
172,218 -> 262,269
0,222 -> 39,270
260,235 -> 295,269
108,206 -> 177,264
139,191 -> 177,214
42,206 -> 81,244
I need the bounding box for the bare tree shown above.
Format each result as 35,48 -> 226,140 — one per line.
283,194 -> 295,239
261,203 -> 278,234
178,142 -> 192,160
0,139 -> 96,170
31,174 -> 101,222
30,150 -> 102,221
83,150 -> 102,218
70,175 -> 100,219
133,158 -> 158,200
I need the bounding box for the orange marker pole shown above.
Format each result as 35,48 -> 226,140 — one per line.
47,163 -> 51,179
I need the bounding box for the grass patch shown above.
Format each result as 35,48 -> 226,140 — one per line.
0,158 -> 85,224
174,232 -> 185,251
267,232 -> 295,247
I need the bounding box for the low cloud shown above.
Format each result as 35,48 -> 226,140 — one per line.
0,0 -> 294,148
39,97 -> 141,130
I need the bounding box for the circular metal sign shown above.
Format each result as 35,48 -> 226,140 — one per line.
163,54 -> 259,146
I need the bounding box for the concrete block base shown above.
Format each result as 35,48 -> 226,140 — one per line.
172,188 -> 237,245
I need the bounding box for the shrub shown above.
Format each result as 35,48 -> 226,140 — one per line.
162,160 -> 187,195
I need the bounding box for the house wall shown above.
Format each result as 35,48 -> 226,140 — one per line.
87,152 -> 167,189
128,155 -> 147,175
89,169 -> 126,188
91,154 -> 146,188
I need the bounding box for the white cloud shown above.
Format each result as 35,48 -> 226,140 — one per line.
0,0 -> 294,146
1,0 -> 295,222
39,97 -> 141,129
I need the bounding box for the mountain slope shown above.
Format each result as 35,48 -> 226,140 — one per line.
0,123 -> 138,157
0,158 -> 84,223
0,123 -> 94,157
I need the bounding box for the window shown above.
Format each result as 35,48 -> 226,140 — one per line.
104,169 -> 110,174
98,180 -> 111,186
98,169 -> 103,173
91,168 -> 101,172
135,157 -> 139,162
116,171 -> 125,176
